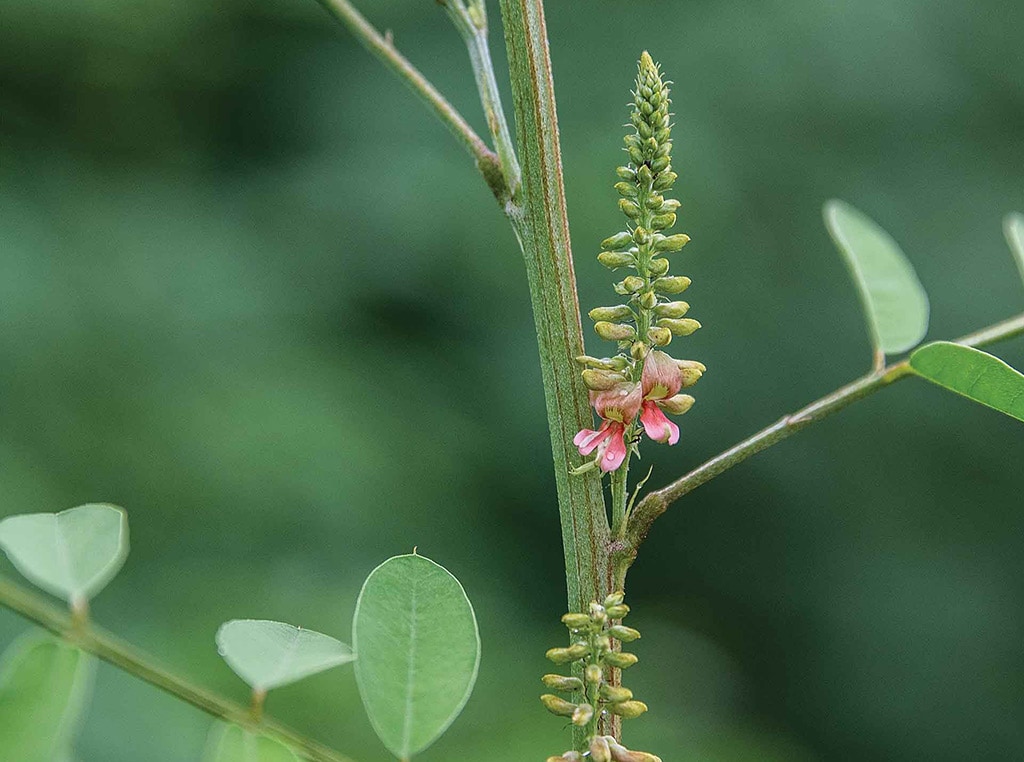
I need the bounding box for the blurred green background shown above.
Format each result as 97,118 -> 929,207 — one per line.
1,0 -> 1023,759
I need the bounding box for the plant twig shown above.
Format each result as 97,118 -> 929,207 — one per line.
614,312 -> 1024,572
315,0 -> 509,202
0,576 -> 358,762
440,0 -> 522,198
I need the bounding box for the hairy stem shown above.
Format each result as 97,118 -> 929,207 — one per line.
315,0 -> 509,201
0,576 -> 357,762
441,0 -> 522,198
615,311 -> 1024,575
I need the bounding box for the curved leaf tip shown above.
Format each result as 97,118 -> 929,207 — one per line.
910,341 -> 1024,423
824,199 -> 930,356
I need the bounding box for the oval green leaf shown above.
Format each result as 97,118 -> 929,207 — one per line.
0,634 -> 96,762
910,341 -> 1024,422
202,723 -> 301,762
216,620 -> 354,692
824,200 -> 930,355
0,504 -> 129,605
353,553 -> 480,759
1004,212 -> 1024,286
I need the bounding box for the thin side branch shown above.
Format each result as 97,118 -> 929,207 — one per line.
316,0 -> 509,201
0,576 -> 358,762
440,0 -> 522,198
616,312 -> 1024,570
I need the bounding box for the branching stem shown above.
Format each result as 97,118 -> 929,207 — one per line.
615,312 -> 1024,577
0,576 -> 358,762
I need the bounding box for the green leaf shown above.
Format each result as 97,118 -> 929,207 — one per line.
0,504 -> 129,605
1004,212 -> 1024,285
353,553 -> 480,759
910,341 -> 1024,422
216,620 -> 354,692
202,723 -> 301,762
0,634 -> 96,762
824,200 -> 930,355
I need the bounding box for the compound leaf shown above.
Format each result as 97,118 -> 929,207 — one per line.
910,341 -> 1024,422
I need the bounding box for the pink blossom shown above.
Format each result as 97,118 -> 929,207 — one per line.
574,382 -> 641,472
639,351 -> 683,445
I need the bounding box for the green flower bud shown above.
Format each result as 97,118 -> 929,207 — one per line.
649,258 -> 670,277
585,663 -> 603,684
619,199 -> 642,219
644,194 -> 665,210
546,643 -> 589,664
589,602 -> 607,623
600,684 -> 634,702
650,155 -> 671,172
575,355 -> 622,370
621,275 -> 645,293
658,199 -> 681,215
652,171 -> 678,191
590,736 -> 612,762
654,301 -> 690,318
614,182 -> 638,198
601,232 -> 634,251
605,603 -> 630,619
608,625 -> 642,642
608,741 -> 662,762
650,212 -> 676,230
548,754 -> 584,762
610,700 -> 648,719
638,290 -> 657,309
653,276 -> 691,294
595,635 -> 611,652
647,327 -> 672,346
588,305 -> 633,322
581,369 -> 625,391
675,359 -> 706,373
604,591 -> 625,608
679,366 -> 703,387
603,651 -> 639,669
561,612 -> 593,629
659,317 -> 701,336
632,226 -> 651,245
540,694 -> 577,717
636,164 -> 653,187
616,166 -> 636,181
628,145 -> 645,164
658,394 -> 695,415
542,674 -> 585,692
594,322 -> 636,342
629,341 -> 648,360
653,233 -> 690,252
571,703 -> 594,726
597,251 -> 635,269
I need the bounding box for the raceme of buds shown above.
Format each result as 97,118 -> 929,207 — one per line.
575,51 -> 705,475
542,593 -> 658,759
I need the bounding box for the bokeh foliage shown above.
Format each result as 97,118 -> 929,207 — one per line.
1,0 -> 1023,759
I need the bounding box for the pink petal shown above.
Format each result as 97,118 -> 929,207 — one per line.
641,350 -> 683,400
592,382 -> 643,423
599,423 -> 628,472
575,424 -> 611,456
640,400 -> 680,445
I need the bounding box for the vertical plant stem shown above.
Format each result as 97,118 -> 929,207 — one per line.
609,457 -> 630,540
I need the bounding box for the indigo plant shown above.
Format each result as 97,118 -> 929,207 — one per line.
1,1 -> 1023,761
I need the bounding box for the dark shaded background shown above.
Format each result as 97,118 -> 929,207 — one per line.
1,0 -> 1023,759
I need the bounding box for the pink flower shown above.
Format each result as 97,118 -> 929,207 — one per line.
574,382 -> 642,472
639,351 -> 683,445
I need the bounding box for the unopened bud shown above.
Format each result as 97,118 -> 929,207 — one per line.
605,603 -> 630,619
609,742 -> 661,762
597,251 -> 634,269
654,301 -> 689,318
653,276 -> 691,294
649,258 -> 670,277
589,602 -> 607,623
621,275 -> 645,293
679,366 -> 703,387
571,703 -> 594,726
616,166 -> 636,181
659,317 -> 701,336
632,227 -> 651,245
653,233 -> 690,253
651,155 -> 671,173
652,171 -> 678,191
638,291 -> 657,309
657,394 -> 695,415
547,754 -> 583,762
610,700 -> 648,719
658,199 -> 681,214
540,694 -> 577,717
636,164 -> 653,187
600,684 -> 634,702
575,355 -> 626,370
629,341 -> 648,360
542,674 -> 584,692
608,625 -> 642,642
585,663 -> 603,684
595,635 -> 611,652
675,359 -> 706,373
588,305 -> 632,322
614,182 -> 638,198
546,643 -> 589,664
561,612 -> 593,629
604,591 -> 625,608
650,212 -> 676,230
581,369 -> 627,391
619,199 -> 642,219
594,322 -> 636,342
603,651 -> 639,669
647,327 -> 672,346
590,735 -> 612,762
644,194 -> 665,210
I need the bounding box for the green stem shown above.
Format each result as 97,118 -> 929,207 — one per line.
315,0 -> 509,201
441,0 -> 522,198
0,576 -> 358,762
616,311 -> 1024,575
610,457 -> 630,540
